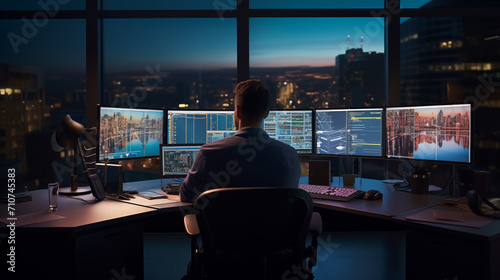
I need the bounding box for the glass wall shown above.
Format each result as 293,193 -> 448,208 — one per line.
103,0 -> 231,10
1,1 -> 499,195
400,16 -> 500,178
250,0 -> 383,9
250,17 -> 385,109
102,18 -> 237,110
0,0 -> 85,10
0,19 -> 85,191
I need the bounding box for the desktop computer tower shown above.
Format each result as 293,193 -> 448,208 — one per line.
308,160 -> 331,186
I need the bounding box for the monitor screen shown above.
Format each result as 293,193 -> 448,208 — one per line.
264,110 -> 313,154
386,104 -> 471,164
315,108 -> 383,157
167,110 -> 236,144
168,109 -> 314,154
98,106 -> 164,160
160,144 -> 201,178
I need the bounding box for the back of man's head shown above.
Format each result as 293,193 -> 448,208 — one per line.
234,80 -> 270,123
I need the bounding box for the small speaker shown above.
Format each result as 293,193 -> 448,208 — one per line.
88,173 -> 106,201
96,163 -> 123,195
308,160 -> 331,186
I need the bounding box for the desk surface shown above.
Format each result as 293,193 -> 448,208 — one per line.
119,179 -> 191,213
2,177 -> 495,240
301,177 -> 444,220
394,205 -> 500,242
124,178 -> 443,219
0,189 -> 157,232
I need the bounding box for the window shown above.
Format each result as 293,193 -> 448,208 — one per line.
102,18 -> 237,110
103,0 -> 228,10
0,0 -> 85,10
2,1 -> 500,193
400,16 -> 500,171
400,0 -> 500,9
0,19 -> 85,189
250,17 -> 385,109
251,0 -> 383,9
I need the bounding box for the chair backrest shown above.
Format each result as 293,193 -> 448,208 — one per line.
194,187 -> 313,262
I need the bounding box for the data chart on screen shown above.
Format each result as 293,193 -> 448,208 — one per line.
161,144 -> 201,177
315,108 -> 383,157
263,110 -> 313,154
167,110 -> 235,144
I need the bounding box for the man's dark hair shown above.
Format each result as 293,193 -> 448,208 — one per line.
234,80 -> 270,123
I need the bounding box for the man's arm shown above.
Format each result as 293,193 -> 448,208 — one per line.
179,149 -> 207,203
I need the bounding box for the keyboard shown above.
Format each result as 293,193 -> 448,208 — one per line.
299,184 -> 366,202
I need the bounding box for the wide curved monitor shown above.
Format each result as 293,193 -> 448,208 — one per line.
98,106 -> 165,161
386,104 -> 471,164
167,109 -> 314,154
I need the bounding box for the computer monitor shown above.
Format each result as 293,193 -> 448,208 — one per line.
167,109 -> 236,144
315,108 -> 383,157
167,109 -> 314,154
98,106 -> 165,161
386,104 -> 471,164
160,144 -> 201,178
264,109 -> 314,154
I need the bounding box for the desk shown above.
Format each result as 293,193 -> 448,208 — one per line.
394,206 -> 500,280
308,177 -> 443,220
301,177 -> 500,279
0,189 -> 158,280
1,178 -> 499,280
118,179 -> 191,214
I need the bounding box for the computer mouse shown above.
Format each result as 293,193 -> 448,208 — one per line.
363,189 -> 383,200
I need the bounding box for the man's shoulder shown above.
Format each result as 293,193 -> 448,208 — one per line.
267,137 -> 298,153
200,136 -> 243,152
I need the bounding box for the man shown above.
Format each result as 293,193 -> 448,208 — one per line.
179,80 -> 301,203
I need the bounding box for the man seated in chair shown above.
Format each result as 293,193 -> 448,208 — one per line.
179,79 -> 301,203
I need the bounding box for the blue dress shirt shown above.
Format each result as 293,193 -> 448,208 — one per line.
179,127 -> 301,203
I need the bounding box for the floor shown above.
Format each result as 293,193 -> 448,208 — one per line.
144,231 -> 406,280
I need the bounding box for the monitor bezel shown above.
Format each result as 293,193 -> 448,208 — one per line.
97,104 -> 166,162
159,143 -> 203,179
314,107 -> 385,159
384,103 -> 473,165
265,108 -> 315,156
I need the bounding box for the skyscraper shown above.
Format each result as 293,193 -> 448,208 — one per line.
336,48 -> 384,107
0,64 -> 46,173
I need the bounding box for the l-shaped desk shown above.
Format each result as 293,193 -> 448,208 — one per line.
1,178 -> 499,280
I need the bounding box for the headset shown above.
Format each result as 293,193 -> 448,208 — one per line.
465,190 -> 500,219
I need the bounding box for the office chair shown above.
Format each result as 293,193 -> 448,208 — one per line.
182,187 -> 322,280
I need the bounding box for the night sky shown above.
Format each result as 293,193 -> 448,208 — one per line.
0,0 -> 431,74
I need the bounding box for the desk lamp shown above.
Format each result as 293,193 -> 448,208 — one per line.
51,115 -> 92,195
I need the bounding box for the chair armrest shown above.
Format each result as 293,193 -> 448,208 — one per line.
309,212 -> 322,234
184,214 -> 200,236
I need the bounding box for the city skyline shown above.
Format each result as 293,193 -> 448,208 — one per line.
1,17 -> 384,74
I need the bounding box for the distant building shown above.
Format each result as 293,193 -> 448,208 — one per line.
336,48 -> 384,107
0,64 -> 46,173
277,82 -> 297,108
400,13 -> 500,105
400,3 -> 500,171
